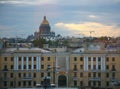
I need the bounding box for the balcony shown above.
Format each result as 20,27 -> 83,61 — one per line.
89,77 -> 100,81
73,68 -> 78,72
22,77 -> 32,80
73,77 -> 78,80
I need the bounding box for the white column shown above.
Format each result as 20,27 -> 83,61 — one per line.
84,56 -> 88,71
16,56 -> 18,70
91,57 -> 93,70
26,57 -> 28,70
38,56 -> 41,70
21,56 -> 24,70
96,57 -> 98,70
56,56 -> 58,67
101,56 -> 105,71
14,56 -> 17,70
66,56 -> 69,71
32,57 -> 34,70
36,57 -> 39,70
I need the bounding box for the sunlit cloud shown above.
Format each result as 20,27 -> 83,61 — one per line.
0,0 -> 57,5
55,22 -> 120,37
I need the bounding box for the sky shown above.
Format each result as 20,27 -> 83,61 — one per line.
0,0 -> 120,38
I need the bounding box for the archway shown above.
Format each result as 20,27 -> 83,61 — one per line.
58,75 -> 67,87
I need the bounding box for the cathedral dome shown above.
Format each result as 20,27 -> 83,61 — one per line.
39,16 -> 51,35
41,16 -> 49,25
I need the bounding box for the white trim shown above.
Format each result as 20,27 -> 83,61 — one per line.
84,56 -> 88,71
26,57 -> 28,70
96,57 -> 98,70
32,57 -> 34,70
91,57 -> 93,70
21,56 -> 24,70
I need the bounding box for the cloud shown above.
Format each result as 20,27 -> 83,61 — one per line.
55,22 -> 120,37
0,0 -> 57,5
88,15 -> 98,18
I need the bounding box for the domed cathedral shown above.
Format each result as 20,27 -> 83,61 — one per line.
34,16 -> 55,39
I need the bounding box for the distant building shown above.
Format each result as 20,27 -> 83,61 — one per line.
34,16 -> 55,39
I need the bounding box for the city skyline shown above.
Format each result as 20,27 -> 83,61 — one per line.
0,0 -> 120,38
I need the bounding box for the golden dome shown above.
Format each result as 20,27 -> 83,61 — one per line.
41,16 -> 49,25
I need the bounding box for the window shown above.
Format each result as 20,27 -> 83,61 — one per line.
4,57 -> 7,61
10,81 -> 13,87
4,81 -> 7,87
11,65 -> 13,69
41,65 -> 44,69
34,57 -> 36,61
80,81 -> 83,86
28,81 -> 31,86
10,73 -> 13,78
98,81 -> 101,86
88,57 -> 91,61
80,73 -> 83,77
23,81 -> 26,86
74,72 -> 77,77
34,65 -> 36,69
112,57 -> 115,62
48,57 -> 50,61
24,65 -> 26,69
93,65 -> 96,70
41,57 -> 44,61
19,65 -> 21,69
88,81 -> 91,86
106,57 -> 109,62
33,81 -> 36,86
47,72 -> 50,76
29,65 -> 31,69
88,73 -> 91,77
74,65 -> 77,70
29,57 -> 31,61
112,72 -> 115,78
106,65 -> 109,70
24,57 -> 26,61
34,73 -> 36,78
74,57 -> 77,61
11,57 -> 13,61
4,65 -> 7,69
106,73 -> 109,78
80,57 -> 83,61
18,73 -> 21,78
106,81 -> 109,86
98,73 -> 101,77
28,73 -> 31,78
88,65 -> 91,69
19,57 -> 21,61
18,81 -> 21,87
41,73 -> 44,77
98,57 -> 101,61
93,72 -> 96,77
112,65 -> 116,71
93,81 -> 96,86
80,65 -> 83,69
23,73 -> 26,78
74,81 -> 77,86
98,65 -> 101,70
93,57 -> 96,61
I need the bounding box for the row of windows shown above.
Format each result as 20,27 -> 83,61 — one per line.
4,57 -> 51,61
73,72 -> 116,78
3,72 -> 51,78
3,81 -> 36,87
73,64 -> 116,70
74,81 -> 110,87
4,64 -> 51,70
74,57 -> 116,62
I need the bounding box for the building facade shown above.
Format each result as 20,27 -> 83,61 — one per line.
0,44 -> 120,89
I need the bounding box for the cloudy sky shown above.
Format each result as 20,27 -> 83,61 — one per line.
0,0 -> 120,38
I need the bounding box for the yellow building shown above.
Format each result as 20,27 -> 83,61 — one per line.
0,43 -> 120,89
